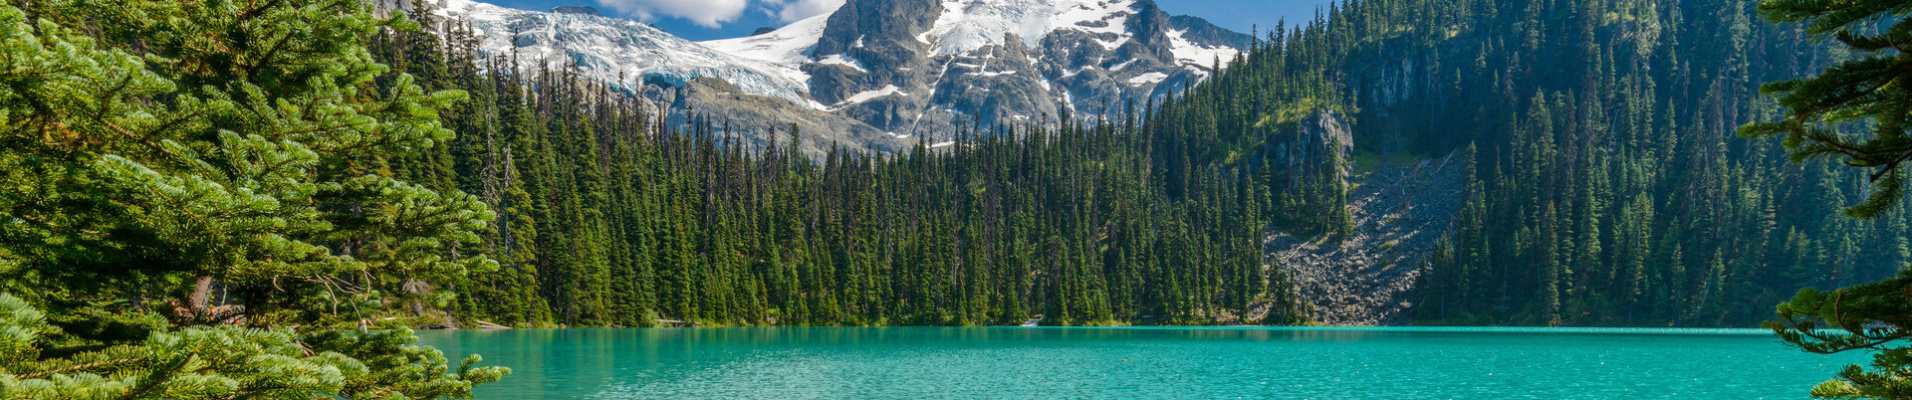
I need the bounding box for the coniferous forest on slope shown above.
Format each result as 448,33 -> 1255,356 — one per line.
366,0 -> 1910,329
388,24 -> 1314,329
6,0 -> 1912,397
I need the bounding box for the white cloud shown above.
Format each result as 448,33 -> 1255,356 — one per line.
773,0 -> 844,23
596,0 -> 750,27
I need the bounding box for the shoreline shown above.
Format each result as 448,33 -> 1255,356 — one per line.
416,325 -> 1780,336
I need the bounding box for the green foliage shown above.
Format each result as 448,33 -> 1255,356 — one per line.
1209,0 -> 1912,329
1766,271 -> 1912,400
1743,0 -> 1912,398
0,0 -> 505,397
0,0 -> 496,325
1740,0 -> 1912,218
0,293 -> 505,399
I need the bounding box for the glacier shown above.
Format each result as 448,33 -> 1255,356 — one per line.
430,0 -> 816,105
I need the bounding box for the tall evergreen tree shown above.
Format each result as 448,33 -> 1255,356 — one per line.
0,0 -> 506,397
1745,0 -> 1912,398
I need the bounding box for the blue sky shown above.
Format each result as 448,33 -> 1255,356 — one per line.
475,0 -> 1337,41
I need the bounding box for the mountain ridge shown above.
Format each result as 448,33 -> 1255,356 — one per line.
429,0 -> 1253,151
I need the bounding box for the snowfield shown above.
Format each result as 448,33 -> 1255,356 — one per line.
700,14 -> 831,67
431,0 -> 815,104
920,0 -> 1137,55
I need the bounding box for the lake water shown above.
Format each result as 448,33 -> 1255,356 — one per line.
416,327 -> 1865,399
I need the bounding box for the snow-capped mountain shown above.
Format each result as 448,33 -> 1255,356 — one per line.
429,0 -> 1251,150
709,0 -> 1251,138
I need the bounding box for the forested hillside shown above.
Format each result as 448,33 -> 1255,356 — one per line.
1150,0 -> 1912,326
383,0 -> 1910,329
9,0 -> 1882,340
377,7 -> 1308,327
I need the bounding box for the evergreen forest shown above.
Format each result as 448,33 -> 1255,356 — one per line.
384,0 -> 1912,329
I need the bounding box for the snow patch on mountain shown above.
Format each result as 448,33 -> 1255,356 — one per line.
833,85 -> 908,108
905,0 -> 1228,73
816,54 -> 869,72
1168,29 -> 1240,74
1127,72 -> 1168,86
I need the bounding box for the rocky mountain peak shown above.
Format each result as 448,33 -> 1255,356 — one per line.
434,0 -> 1252,153
793,0 -> 1254,136
814,0 -> 942,57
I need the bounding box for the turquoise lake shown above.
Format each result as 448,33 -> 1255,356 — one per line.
416,327 -> 1865,399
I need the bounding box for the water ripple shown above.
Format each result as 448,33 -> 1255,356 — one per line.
416,327 -> 1857,399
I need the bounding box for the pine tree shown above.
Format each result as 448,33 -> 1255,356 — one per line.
1747,0 -> 1912,398
1741,0 -> 1912,218
0,0 -> 506,397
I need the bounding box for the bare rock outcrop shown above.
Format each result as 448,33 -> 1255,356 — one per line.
1267,151 -> 1465,326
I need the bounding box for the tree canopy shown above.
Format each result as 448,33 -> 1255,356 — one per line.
0,0 -> 505,397
1746,0 -> 1912,398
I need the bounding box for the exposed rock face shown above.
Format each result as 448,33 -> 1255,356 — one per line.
1267,111 -> 1354,171
791,0 -> 1254,137
1267,151 -> 1466,326
1350,52 -> 1418,154
800,0 -> 944,136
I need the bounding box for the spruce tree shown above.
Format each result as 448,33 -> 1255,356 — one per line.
1744,0 -> 1912,397
0,0 -> 506,397
1742,0 -> 1912,218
